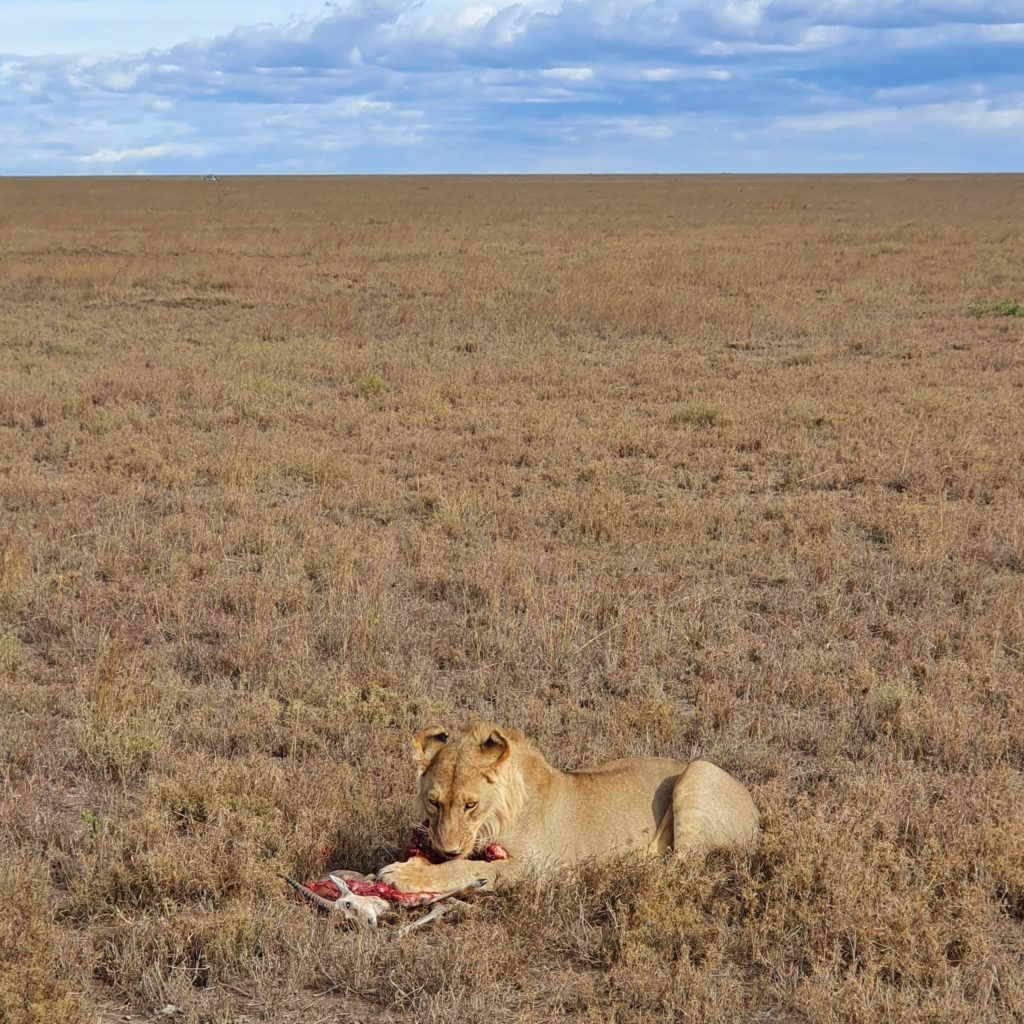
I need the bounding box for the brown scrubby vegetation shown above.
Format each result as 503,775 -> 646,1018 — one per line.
1,174 -> 1022,1023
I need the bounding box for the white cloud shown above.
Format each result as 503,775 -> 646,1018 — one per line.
594,116 -> 675,140
640,67 -> 732,81
77,142 -> 207,164
641,68 -> 683,81
539,66 -> 595,81
100,69 -> 140,90
977,21 -> 1024,39
773,97 -> 1024,133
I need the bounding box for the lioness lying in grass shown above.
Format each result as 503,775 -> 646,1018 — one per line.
378,721 -> 759,893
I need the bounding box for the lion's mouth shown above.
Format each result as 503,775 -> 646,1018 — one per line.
424,831 -> 509,864
437,843 -> 472,861
426,833 -> 470,861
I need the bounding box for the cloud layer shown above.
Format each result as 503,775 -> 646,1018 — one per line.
3,0 -> 1023,173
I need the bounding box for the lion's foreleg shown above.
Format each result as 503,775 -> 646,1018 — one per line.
378,856 -> 514,894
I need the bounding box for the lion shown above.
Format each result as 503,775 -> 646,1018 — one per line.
377,720 -> 759,894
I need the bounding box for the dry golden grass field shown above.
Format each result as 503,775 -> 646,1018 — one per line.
1,175 -> 1023,1024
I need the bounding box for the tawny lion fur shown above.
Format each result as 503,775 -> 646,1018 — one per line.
378,721 -> 759,893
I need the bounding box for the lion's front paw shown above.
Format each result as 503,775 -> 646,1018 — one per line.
378,858 -> 443,893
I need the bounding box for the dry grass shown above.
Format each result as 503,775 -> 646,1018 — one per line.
1,174 -> 1022,1023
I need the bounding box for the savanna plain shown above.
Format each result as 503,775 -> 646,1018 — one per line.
1,175 -> 1022,1024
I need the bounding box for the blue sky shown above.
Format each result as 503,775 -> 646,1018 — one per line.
2,0 -> 1022,174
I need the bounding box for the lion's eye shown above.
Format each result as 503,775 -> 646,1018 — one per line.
464,801 -> 477,812
427,797 -> 440,809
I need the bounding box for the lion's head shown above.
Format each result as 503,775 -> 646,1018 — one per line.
411,721 -> 526,859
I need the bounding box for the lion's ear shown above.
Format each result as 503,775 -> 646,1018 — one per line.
412,725 -> 449,773
479,728 -> 512,772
